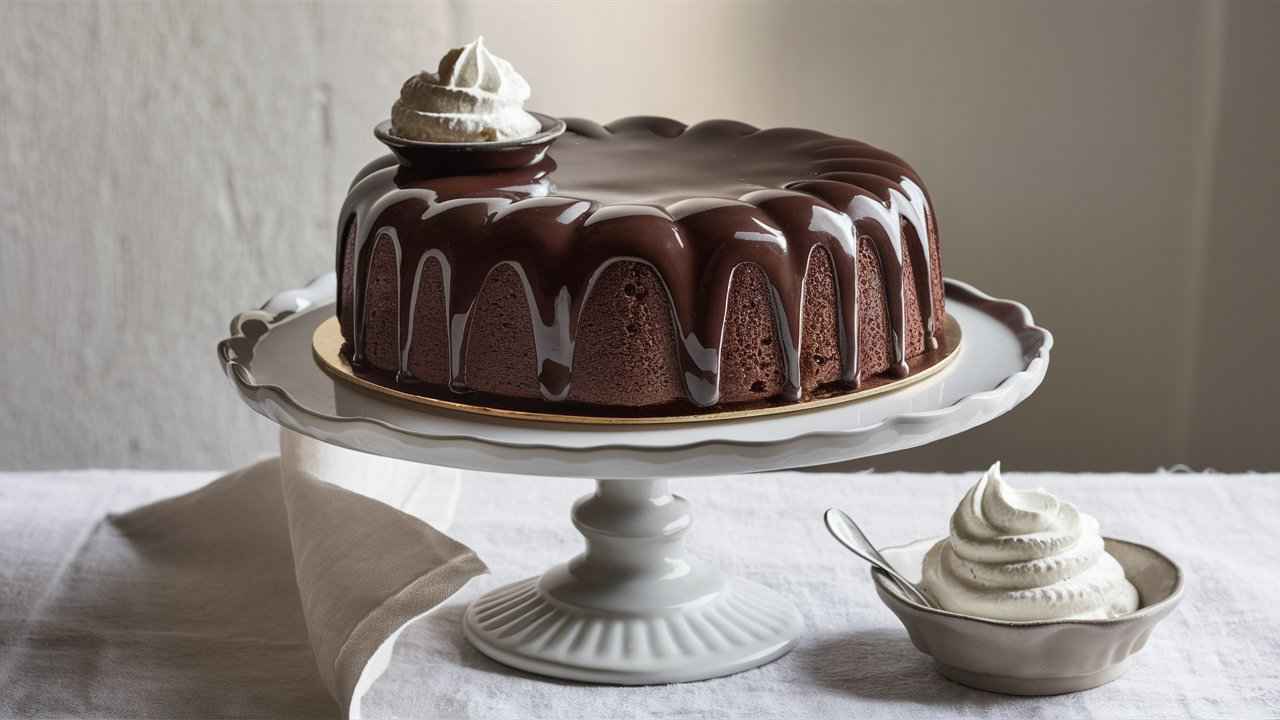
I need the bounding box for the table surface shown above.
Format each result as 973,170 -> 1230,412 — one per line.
2,468 -> 1278,719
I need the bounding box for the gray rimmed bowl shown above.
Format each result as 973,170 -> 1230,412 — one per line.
873,537 -> 1184,695
373,111 -> 565,174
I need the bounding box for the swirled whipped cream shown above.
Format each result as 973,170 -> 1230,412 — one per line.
921,463 -> 1139,621
390,36 -> 541,142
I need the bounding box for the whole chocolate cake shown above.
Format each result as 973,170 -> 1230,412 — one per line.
336,39 -> 945,415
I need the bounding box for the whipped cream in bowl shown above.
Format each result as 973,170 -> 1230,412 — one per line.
391,36 -> 540,143
375,37 -> 564,171
921,462 -> 1138,621
865,462 -> 1184,695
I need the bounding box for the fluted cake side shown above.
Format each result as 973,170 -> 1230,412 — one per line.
336,117 -> 944,413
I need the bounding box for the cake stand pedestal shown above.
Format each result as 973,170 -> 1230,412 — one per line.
219,275 -> 1051,685
466,477 -> 801,683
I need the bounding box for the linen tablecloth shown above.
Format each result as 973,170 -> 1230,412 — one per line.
0,436 -> 487,720
2,468 -> 1277,719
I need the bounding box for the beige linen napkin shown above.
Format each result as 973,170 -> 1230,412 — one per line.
0,432 -> 486,718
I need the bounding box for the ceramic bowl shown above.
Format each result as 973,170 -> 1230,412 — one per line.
373,111 -> 565,174
872,537 -> 1184,695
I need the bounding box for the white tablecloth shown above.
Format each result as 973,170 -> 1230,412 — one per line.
2,468 -> 1278,719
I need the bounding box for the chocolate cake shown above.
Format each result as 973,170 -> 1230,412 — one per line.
335,115 -> 944,414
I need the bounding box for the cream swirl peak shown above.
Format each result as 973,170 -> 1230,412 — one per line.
921,463 -> 1139,621
390,36 -> 541,142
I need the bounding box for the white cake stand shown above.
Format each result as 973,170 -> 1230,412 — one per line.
219,274 -> 1051,685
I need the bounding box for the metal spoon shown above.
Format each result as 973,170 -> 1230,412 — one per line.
824,508 -> 936,608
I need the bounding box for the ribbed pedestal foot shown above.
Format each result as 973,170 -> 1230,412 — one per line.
464,575 -> 802,684
462,478 -> 802,684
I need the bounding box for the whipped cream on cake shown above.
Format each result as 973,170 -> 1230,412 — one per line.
390,36 -> 540,142
921,463 -> 1139,621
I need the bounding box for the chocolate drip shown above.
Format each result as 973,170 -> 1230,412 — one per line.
336,117 -> 940,407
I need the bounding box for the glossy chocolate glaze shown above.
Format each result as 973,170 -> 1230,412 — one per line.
337,116 -> 941,408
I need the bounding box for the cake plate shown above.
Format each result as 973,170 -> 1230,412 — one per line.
218,275 -> 1051,685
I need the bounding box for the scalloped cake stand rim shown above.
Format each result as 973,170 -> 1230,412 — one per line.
217,275 -> 1051,480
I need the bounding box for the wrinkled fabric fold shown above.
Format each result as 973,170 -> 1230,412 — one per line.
0,443 -> 485,719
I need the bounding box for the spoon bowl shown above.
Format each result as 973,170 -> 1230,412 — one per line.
823,508 -> 936,608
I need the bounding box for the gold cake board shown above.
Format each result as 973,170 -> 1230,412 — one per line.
312,314 -> 961,426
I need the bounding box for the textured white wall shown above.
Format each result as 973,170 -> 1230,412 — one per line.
1,1 -> 1276,471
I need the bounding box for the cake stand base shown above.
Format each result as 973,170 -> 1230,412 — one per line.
462,478 -> 803,684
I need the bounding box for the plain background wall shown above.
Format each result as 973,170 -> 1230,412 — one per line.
1,0 -> 1276,471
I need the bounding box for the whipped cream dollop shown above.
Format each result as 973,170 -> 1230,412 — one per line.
390,36 -> 541,142
921,463 -> 1139,621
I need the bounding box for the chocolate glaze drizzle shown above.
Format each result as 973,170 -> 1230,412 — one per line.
337,117 -> 940,408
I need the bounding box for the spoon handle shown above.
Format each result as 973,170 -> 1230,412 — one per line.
824,508 -> 935,608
